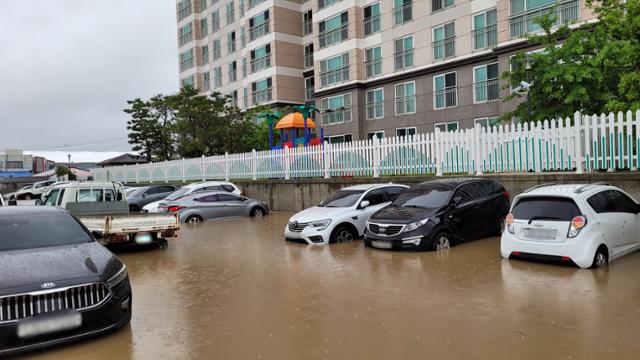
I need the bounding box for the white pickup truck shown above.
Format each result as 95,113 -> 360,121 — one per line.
40,181 -> 180,247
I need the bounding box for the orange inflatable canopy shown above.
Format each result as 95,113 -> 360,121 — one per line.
275,112 -> 316,129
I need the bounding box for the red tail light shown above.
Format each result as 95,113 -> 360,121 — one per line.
168,206 -> 185,213
567,215 -> 587,238
503,191 -> 510,200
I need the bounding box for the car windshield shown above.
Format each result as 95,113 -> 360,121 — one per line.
0,213 -> 93,251
44,188 -> 62,206
127,188 -> 147,197
165,188 -> 190,201
318,190 -> 365,208
392,186 -> 452,208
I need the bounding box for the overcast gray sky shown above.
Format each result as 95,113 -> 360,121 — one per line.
0,0 -> 178,156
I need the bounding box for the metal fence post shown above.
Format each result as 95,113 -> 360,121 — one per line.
181,158 -> 186,182
164,160 -> 168,183
224,152 -> 230,181
474,124 -> 483,175
372,137 -> 380,177
574,111 -> 584,174
135,163 -> 139,184
123,164 -> 127,183
323,142 -> 331,179
435,128 -> 443,176
252,149 -> 257,180
201,155 -> 206,181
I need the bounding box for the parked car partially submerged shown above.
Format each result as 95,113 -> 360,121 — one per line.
149,181 -> 241,213
165,190 -> 268,223
502,183 -> 640,268
0,206 -> 132,357
126,185 -> 180,212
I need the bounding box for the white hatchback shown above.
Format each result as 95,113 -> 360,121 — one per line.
285,183 -> 409,245
501,183 -> 640,268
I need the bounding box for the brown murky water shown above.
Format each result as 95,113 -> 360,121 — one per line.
22,212 -> 640,360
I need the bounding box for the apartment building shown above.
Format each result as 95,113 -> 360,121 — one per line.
176,0 -> 593,143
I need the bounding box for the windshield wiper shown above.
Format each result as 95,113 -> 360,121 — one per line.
401,205 -> 427,209
528,216 -> 562,224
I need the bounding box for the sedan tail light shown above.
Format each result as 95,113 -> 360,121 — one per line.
506,213 -> 514,234
168,206 -> 185,213
567,215 -> 587,238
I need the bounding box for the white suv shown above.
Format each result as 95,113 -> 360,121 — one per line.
285,184 -> 409,245
501,183 -> 640,268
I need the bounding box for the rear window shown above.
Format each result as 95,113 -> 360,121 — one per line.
0,213 -> 93,251
512,197 -> 581,221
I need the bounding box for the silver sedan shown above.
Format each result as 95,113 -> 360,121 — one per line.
165,191 -> 269,224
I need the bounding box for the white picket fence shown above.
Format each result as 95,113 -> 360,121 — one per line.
91,110 -> 640,183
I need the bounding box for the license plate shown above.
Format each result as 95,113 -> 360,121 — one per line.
523,228 -> 557,240
371,241 -> 393,249
18,311 -> 82,339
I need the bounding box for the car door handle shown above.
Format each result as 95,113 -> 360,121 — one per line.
352,216 -> 358,220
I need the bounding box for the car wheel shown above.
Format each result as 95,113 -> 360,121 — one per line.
185,215 -> 203,225
250,207 -> 265,217
331,225 -> 356,243
591,247 -> 608,268
432,232 -> 452,251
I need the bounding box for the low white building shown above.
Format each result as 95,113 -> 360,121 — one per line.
0,149 -> 33,177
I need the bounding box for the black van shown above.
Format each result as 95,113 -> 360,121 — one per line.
364,178 -> 510,251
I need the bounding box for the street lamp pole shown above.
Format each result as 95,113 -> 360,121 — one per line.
67,154 -> 71,168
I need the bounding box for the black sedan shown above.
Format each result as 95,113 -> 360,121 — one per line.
0,207 -> 132,356
126,185 -> 180,212
364,178 -> 510,251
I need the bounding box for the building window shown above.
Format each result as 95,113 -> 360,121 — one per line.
249,11 -> 270,41
434,122 -> 458,132
319,12 -> 348,48
177,0 -> 192,21
181,75 -> 194,88
178,23 -> 193,47
243,87 -> 249,108
249,0 -> 267,9
327,134 -> 353,144
319,53 -> 349,87
305,77 -> 315,101
250,44 -> 271,73
473,9 -> 497,50
203,72 -> 211,91
433,72 -> 457,109
200,18 -> 209,38
473,63 -> 499,103
212,39 -> 222,60
230,90 -> 238,107
226,1 -> 235,25
213,67 -> 223,87
242,57 -> 248,78
393,0 -> 412,26
433,22 -> 455,61
509,0 -> 579,38
303,11 -> 313,36
179,50 -> 194,71
366,88 -> 384,120
367,131 -> 385,140
432,0 -> 453,12
304,44 -> 314,69
318,0 -> 342,9
201,45 -> 209,65
240,26 -> 246,48
252,78 -> 273,104
364,2 -> 381,36
239,0 -> 245,17
394,81 -> 416,115
227,31 -> 236,54
321,93 -> 352,125
228,61 -> 237,83
474,117 -> 500,129
199,0 -> 207,12
212,11 -> 220,32
364,46 -> 382,78
394,36 -> 414,71
396,127 -> 416,137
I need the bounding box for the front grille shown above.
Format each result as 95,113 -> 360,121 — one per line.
0,283 -> 110,323
368,223 -> 404,236
288,222 -> 308,232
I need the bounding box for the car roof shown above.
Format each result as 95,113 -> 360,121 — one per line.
342,183 -> 408,191
518,183 -> 615,199
0,206 -> 66,216
415,177 -> 489,190
54,181 -> 122,189
184,181 -> 234,189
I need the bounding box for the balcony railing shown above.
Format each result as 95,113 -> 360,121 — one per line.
395,95 -> 416,114
320,66 -> 349,87
366,101 -> 384,119
394,49 -> 413,70
365,58 -> 382,78
473,24 -> 497,50
321,108 -> 351,125
249,21 -> 270,41
433,37 -> 455,61
305,87 -> 314,101
509,0 -> 579,38
251,55 -> 271,73
474,79 -> 500,102
364,15 -> 380,36
434,87 -> 457,109
393,2 -> 412,26
318,24 -> 348,48
252,88 -> 273,104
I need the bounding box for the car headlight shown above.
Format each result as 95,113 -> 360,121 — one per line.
309,219 -> 331,231
403,218 -> 429,233
107,264 -> 128,288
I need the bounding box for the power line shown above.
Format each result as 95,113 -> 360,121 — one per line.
28,137 -> 129,151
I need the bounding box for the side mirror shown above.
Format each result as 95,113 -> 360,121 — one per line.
34,199 -> 42,206
8,199 -> 17,206
359,200 -> 370,209
91,230 -> 103,239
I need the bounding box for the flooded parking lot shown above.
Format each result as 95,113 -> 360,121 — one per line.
22,211 -> 640,360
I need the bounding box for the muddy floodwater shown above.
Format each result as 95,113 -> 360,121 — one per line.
22,212 -> 640,360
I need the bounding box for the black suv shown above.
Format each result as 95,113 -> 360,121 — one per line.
364,178 -> 510,251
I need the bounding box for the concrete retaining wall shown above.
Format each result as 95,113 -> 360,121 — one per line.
233,173 -> 640,212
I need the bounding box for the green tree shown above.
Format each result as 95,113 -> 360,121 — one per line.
125,98 -> 173,161
55,166 -> 76,181
502,0 -> 640,122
